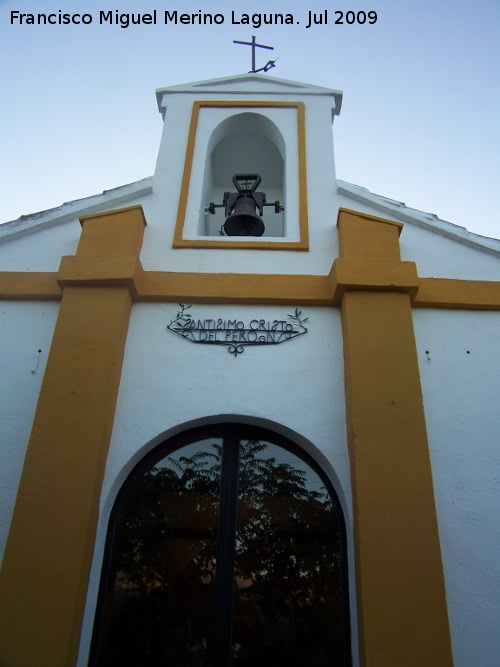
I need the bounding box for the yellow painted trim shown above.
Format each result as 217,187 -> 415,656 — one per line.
341,292 -> 453,666
0,268 -> 499,309
337,208 -> 403,261
0,271 -> 61,300
338,209 -> 454,666
414,277 -> 500,309
173,101 -> 309,250
331,258 -> 420,300
57,255 -> 145,300
78,204 -> 147,256
338,207 -> 404,235
139,270 -> 332,305
79,204 -> 147,224
0,207 -> 146,667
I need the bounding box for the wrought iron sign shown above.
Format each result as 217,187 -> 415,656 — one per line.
168,304 -> 308,356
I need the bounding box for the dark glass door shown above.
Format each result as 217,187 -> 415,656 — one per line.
90,425 -> 350,666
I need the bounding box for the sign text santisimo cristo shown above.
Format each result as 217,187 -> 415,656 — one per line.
168,305 -> 308,356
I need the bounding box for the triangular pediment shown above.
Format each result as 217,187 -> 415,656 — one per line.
156,73 -> 343,112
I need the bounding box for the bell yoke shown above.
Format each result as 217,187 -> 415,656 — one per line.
206,173 -> 284,237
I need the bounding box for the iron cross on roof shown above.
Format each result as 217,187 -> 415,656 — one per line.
233,35 -> 277,73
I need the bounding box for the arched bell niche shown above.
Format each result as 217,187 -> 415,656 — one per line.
199,113 -> 286,237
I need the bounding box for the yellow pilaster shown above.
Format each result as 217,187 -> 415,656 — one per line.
336,209 -> 454,665
0,206 -> 146,667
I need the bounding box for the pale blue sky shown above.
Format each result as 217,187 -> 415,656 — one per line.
1,0 -> 498,238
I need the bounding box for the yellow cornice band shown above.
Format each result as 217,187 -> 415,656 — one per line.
1,270 -> 499,310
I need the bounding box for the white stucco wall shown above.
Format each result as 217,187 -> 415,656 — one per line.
0,220 -> 81,271
0,301 -> 59,564
400,224 -> 500,280
100,303 -> 350,515
77,302 -> 359,665
414,309 -> 500,667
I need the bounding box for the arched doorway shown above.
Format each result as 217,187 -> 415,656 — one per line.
90,424 -> 351,665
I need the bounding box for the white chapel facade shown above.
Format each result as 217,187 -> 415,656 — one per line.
0,74 -> 499,667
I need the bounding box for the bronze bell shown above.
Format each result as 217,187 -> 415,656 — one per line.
223,195 -> 265,237
206,174 -> 283,237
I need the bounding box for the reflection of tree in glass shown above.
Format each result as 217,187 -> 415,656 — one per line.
100,445 -> 221,666
98,441 -> 345,666
233,441 -> 344,666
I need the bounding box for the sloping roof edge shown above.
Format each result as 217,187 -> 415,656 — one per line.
337,180 -> 500,258
0,178 -> 153,244
0,176 -> 498,258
